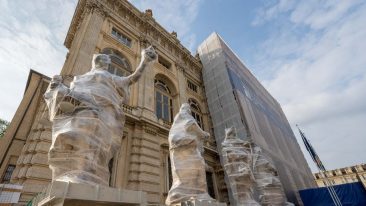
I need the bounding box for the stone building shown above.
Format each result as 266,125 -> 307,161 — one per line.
0,0 -> 316,205
314,164 -> 366,188
0,0 -> 226,204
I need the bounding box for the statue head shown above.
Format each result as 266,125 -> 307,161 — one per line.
225,127 -> 237,140
92,54 -> 111,70
180,103 -> 191,114
142,45 -> 157,62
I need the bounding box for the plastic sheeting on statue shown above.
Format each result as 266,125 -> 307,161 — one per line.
166,103 -> 213,205
221,127 -> 259,206
221,127 -> 289,206
44,46 -> 157,186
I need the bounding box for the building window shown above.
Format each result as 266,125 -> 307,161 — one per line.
187,80 -> 198,93
111,28 -> 132,48
2,164 -> 15,183
108,158 -> 114,186
155,79 -> 173,122
158,56 -> 171,69
206,171 -> 216,198
101,48 -> 132,77
188,99 -> 203,129
168,157 -> 172,189
161,145 -> 172,195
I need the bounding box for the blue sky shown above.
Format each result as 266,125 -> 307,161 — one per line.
0,0 -> 365,172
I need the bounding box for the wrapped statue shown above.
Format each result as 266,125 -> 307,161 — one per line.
222,127 -> 289,206
44,46 -> 157,186
166,103 -> 213,205
252,146 -> 287,205
221,127 -> 259,206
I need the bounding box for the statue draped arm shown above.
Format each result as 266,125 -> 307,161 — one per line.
186,121 -> 210,140
127,46 -> 157,85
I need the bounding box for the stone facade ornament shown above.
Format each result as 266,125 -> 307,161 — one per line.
221,127 -> 290,206
166,103 -> 213,205
44,46 -> 157,186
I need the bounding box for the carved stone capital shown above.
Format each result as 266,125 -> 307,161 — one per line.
175,61 -> 185,72
85,0 -> 108,19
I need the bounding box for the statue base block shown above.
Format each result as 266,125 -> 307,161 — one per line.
177,199 -> 227,206
36,181 -> 147,206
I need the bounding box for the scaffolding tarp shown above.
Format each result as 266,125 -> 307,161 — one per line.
299,182 -> 366,206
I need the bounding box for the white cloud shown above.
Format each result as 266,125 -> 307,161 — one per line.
252,0 -> 296,26
130,0 -> 203,52
290,0 -> 363,29
0,0 -> 77,121
252,0 -> 366,171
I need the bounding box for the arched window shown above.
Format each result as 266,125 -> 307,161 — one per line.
155,79 -> 173,122
188,98 -> 203,129
101,48 -> 132,77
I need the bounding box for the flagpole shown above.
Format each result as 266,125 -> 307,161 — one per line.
296,125 -> 342,206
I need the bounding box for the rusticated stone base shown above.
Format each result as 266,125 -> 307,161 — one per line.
35,181 -> 147,206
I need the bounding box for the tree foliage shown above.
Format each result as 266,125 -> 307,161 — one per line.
0,118 -> 10,138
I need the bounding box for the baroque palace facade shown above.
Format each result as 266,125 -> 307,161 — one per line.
0,0 -> 228,204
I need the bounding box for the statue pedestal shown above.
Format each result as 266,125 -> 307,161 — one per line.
177,199 -> 227,206
36,181 -> 147,206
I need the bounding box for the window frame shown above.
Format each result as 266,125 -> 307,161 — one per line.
187,80 -> 198,93
188,98 -> 204,129
101,49 -> 132,77
1,164 -> 15,183
111,28 -> 132,48
155,79 -> 173,122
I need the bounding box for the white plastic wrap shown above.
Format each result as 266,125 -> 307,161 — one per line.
221,127 -> 288,206
252,146 -> 287,205
221,127 -> 259,206
44,46 -> 157,186
166,103 -> 213,205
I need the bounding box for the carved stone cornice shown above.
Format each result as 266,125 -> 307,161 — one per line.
64,0 -> 87,49
64,0 -> 108,49
143,124 -> 159,136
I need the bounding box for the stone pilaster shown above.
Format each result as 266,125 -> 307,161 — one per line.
127,125 -> 162,204
176,64 -> 187,104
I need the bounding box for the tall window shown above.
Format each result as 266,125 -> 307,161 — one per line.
161,145 -> 172,195
155,79 -> 173,122
168,157 -> 172,189
188,99 -> 203,129
108,158 -> 114,186
101,48 -> 131,77
2,164 -> 15,183
111,28 -> 132,48
206,171 -> 216,198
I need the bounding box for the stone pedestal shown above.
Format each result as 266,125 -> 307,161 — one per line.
177,199 -> 227,206
35,181 -> 147,206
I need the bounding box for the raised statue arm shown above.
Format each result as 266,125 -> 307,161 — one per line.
127,46 -> 157,85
